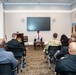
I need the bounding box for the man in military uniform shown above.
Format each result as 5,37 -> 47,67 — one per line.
55,42 -> 76,75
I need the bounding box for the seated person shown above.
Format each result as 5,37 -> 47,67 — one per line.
55,42 -> 76,75
34,30 -> 42,42
6,33 -> 26,56
54,33 -> 76,60
0,38 -> 18,75
60,34 -> 69,47
43,33 -> 61,54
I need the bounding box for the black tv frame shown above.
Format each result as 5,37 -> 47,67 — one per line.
27,17 -> 50,31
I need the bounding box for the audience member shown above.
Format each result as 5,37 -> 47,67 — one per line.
34,30 -> 42,42
55,42 -> 76,75
6,33 -> 25,52
0,38 -> 18,75
60,34 -> 69,47
6,33 -> 26,70
43,33 -> 61,53
70,33 -> 76,42
55,33 -> 76,60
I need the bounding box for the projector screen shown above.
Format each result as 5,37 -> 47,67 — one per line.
27,17 -> 50,31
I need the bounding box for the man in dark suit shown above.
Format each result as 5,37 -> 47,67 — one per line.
6,33 -> 26,69
6,33 -> 26,61
7,33 -> 25,52
55,42 -> 76,75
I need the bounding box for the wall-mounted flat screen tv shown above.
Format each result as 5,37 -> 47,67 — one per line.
27,17 -> 50,31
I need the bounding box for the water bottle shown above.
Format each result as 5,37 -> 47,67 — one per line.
22,61 -> 24,68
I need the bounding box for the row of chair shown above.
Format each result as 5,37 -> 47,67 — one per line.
7,47 -> 26,73
46,46 -> 61,69
0,36 -> 27,75
0,47 -> 26,75
46,45 -> 76,75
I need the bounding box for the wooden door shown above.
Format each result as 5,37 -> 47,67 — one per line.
72,25 -> 76,33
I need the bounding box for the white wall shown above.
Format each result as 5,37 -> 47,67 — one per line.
4,11 -> 71,44
71,10 -> 76,23
0,3 -> 4,38
71,2 -> 76,23
4,4 -> 72,44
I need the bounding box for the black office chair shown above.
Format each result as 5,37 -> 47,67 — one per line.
47,46 -> 61,69
7,47 -> 24,73
24,36 -> 28,42
23,36 -> 27,56
0,63 -> 15,75
56,71 -> 76,75
7,47 -> 23,59
48,46 -> 61,58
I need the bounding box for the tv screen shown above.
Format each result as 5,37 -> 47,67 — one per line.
27,17 -> 50,31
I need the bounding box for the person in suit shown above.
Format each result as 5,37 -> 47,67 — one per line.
0,38 -> 18,75
6,33 -> 25,52
6,33 -> 26,70
34,30 -> 42,42
55,42 -> 76,75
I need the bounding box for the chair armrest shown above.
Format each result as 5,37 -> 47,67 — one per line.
12,64 -> 18,72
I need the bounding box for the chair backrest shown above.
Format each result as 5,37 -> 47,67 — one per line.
0,63 -> 14,75
7,47 -> 23,59
48,46 -> 61,57
59,71 -> 76,75
24,36 -> 28,42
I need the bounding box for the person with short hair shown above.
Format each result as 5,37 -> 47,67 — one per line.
43,33 -> 61,53
55,42 -> 76,75
7,33 -> 25,51
0,38 -> 18,75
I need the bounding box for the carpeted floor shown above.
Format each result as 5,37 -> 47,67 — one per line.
20,45 -> 55,75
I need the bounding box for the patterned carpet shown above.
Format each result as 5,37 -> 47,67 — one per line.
20,45 -> 55,75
